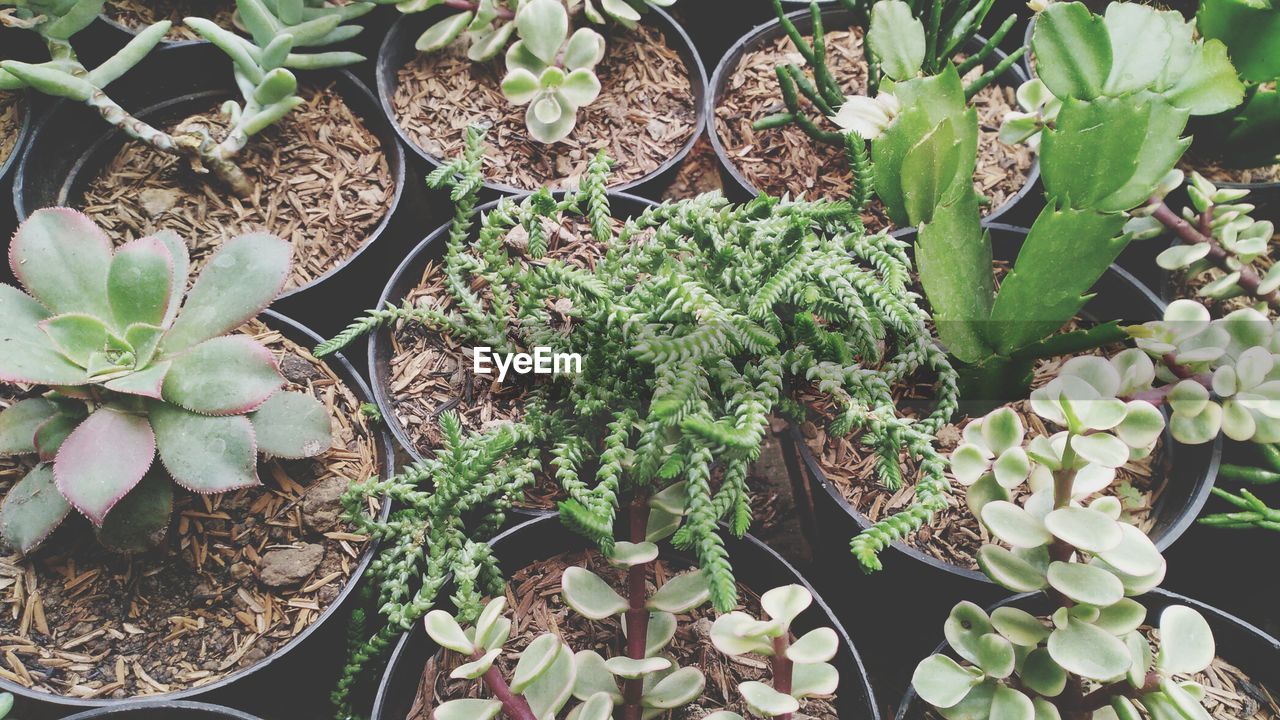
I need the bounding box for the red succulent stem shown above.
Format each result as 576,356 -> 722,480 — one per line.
1147,198 -> 1280,310
621,494 -> 652,720
772,634 -> 795,720
477,652 -> 537,720
1121,352 -> 1213,406
443,0 -> 516,19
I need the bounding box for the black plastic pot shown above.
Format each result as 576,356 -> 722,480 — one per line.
65,700 -> 263,720
374,7 -> 707,203
778,224 -> 1221,688
371,513 -> 881,720
0,309 -> 395,720
895,588 -> 1280,719
677,0 -> 838,62
708,8 -> 1041,227
0,89 -> 32,255
11,41 -> 410,341
367,191 -> 656,464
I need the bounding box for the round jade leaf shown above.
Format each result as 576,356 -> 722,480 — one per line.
1093,598 -> 1147,636
912,655 -> 984,709
1046,561 -> 1125,606
1022,648 -> 1067,697
1043,506 -> 1123,553
1115,401 -> 1165,448
642,666 -> 705,709
788,627 -> 838,664
433,699 -> 502,720
952,443 -> 992,485
1097,523 -> 1163,577
981,407 -> 1025,454
423,610 -> 474,654
1110,696 -> 1142,720
1090,495 -> 1123,519
1170,400 -> 1223,445
571,651 -> 622,704
511,633 -> 563,693
1069,433 -> 1131,469
1161,677 -> 1212,720
572,692 -> 614,720
977,546 -> 1048,593
1033,697 -> 1062,720
761,584 -> 812,628
966,474 -> 1012,519
451,647 -> 501,680
1092,555 -> 1166,596
738,681 -> 799,716
991,684 -> 1035,720
974,633 -> 1016,679
1157,606 -> 1215,675
607,540 -> 659,568
792,661 -> 840,697
562,567 -> 627,620
990,607 -> 1050,647
475,597 -> 509,650
945,601 -> 995,665
981,501 -> 1052,549
938,680 -> 996,720
993,448 -> 1032,489
604,656 -> 669,680
647,570 -> 711,614
710,612 -> 774,656
1047,620 -> 1132,681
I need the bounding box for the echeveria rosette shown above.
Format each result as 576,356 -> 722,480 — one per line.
0,208 -> 333,555
499,0 -> 605,143
707,585 -> 841,719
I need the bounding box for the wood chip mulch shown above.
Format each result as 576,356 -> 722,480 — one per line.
1173,245 -> 1276,317
1182,155 -> 1280,186
0,90 -> 21,168
662,135 -> 725,202
391,22 -> 697,191
797,326 -> 1164,571
0,319 -> 381,699
406,550 -> 840,720
80,83 -> 394,292
714,29 -> 1033,231
104,0 -> 236,41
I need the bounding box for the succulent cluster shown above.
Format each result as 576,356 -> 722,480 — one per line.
915,359 -> 1217,720
708,585 -> 841,719
326,128 -> 951,716
759,0 -> 1021,147
406,0 -> 672,143
1,0 -> 374,195
0,208 -> 332,554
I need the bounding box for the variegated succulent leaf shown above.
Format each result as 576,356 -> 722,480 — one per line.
0,209 -> 329,555
501,1 -> 604,144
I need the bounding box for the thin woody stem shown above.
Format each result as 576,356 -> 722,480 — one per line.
621,494 -> 652,720
1147,198 -> 1280,311
771,634 -> 795,720
477,651 -> 538,720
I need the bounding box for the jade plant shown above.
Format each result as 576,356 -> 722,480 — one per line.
1,0 -> 375,195
0,208 -> 332,554
707,585 -> 841,719
406,0 -> 671,142
327,127 -> 957,714
857,1 -> 1244,406
914,358 -> 1218,719
1188,0 -> 1280,172
758,0 -> 1023,147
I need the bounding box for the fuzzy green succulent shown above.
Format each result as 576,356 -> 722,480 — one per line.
0,208 -> 332,554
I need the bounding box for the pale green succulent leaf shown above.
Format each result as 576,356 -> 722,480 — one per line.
1157,606 -> 1215,675
867,0 -> 925,81
424,609 -> 475,654
1048,619 -> 1132,681
1022,648 -> 1067,697
912,655 -> 984,709
562,566 -> 627,620
0,464 -> 71,555
149,402 -> 259,493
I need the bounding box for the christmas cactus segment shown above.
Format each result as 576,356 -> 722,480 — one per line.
0,0 -> 377,195
402,0 -> 675,143
913,358 -> 1218,720
0,208 -> 332,554
860,0 -> 1243,405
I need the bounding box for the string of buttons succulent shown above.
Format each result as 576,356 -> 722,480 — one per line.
0,0 -> 381,195
913,357 -> 1220,720
321,125 -> 957,717
0,209 -> 333,554
398,0 -> 676,142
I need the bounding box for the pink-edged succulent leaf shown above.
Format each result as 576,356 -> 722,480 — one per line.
108,235 -> 174,331
0,285 -> 91,385
161,336 -> 283,416
103,360 -> 172,400
85,352 -> 132,380
10,208 -> 113,316
0,464 -> 72,555
149,401 -> 259,493
0,398 -> 59,455
250,391 -> 333,459
154,231 -> 190,328
39,313 -> 116,369
96,469 -> 173,553
125,323 -> 165,369
53,407 -> 156,526
34,412 -> 83,461
161,233 -> 291,353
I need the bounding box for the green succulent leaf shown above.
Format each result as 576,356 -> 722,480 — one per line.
1022,648 -> 1067,697
1046,561 -> 1125,607
108,235 -> 174,330
149,402 -> 259,493
761,584 -> 811,629
54,407 -> 156,526
522,637 -> 575,719
912,654 -> 984,709
10,208 -> 112,317
640,666 -> 705,709
163,336 -> 283,416
516,0 -> 568,65
1047,619 -> 1132,681
1043,506 -> 1123,553
604,655 -> 668,680
572,692 -> 614,720
0,398 -> 60,455
1157,606 -> 1215,675
95,469 -> 173,553
0,285 -> 92,386
433,699 -> 502,720
981,501 -> 1052,548
788,627 -> 838,664
1094,598 -> 1147,636
647,570 -> 711,613
977,546 -> 1048,592
562,566 -> 627,620
571,651 -> 622,703
416,11 -> 473,51
867,0 -> 925,82
1032,2 -> 1112,100
710,612 -> 775,656
424,609 -> 475,654
512,633 -> 564,692
0,464 -> 72,555
738,680 -> 799,717
945,601 -> 995,666
248,390 -> 332,459
990,684 -> 1035,720
990,607 -> 1050,647
974,633 -> 1016,679
791,661 -> 840,697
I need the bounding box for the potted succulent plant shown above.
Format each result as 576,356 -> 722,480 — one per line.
708,0 -> 1037,230
5,0 -> 405,320
319,126 -> 940,715
374,0 -> 705,197
0,208 -> 391,712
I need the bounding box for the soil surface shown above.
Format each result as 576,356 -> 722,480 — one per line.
714,29 -> 1034,231
0,320 -> 381,699
391,22 -> 697,191
104,0 -> 236,41
0,90 -> 22,168
81,82 -> 394,292
1171,246 -> 1275,317
405,549 -> 840,720
1182,155 -> 1280,186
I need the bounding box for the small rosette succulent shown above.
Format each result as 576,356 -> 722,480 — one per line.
0,209 -> 333,554
707,585 -> 841,719
1129,300 -> 1280,444
914,600 -> 1217,720
500,0 -> 605,143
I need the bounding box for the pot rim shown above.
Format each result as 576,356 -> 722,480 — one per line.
371,512 -> 882,720
374,6 -> 708,197
364,191 -> 659,466
64,699 -> 263,719
790,222 -> 1222,585
0,89 -> 34,186
0,308 -> 395,710
706,6 -> 1042,221
893,586 -> 1280,720
11,42 -> 407,304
